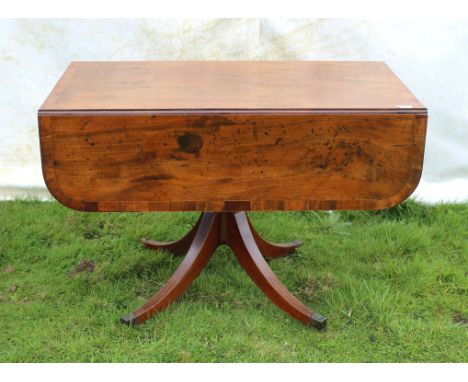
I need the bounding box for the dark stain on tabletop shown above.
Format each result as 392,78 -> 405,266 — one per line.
134,174 -> 172,182
177,132 -> 203,156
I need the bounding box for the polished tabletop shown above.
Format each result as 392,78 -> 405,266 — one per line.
40,61 -> 424,113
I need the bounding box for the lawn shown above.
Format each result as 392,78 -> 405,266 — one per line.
0,199 -> 466,362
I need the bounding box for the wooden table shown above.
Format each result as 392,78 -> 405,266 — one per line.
39,61 -> 427,330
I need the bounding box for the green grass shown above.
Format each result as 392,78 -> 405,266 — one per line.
0,199 -> 467,362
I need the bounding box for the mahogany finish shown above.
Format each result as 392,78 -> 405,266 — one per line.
39,61 -> 426,213
41,61 -> 424,111
38,61 -> 427,329
122,212 -> 326,330
39,113 -> 426,212
142,214 -> 203,256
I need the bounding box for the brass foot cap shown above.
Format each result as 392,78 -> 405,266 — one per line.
311,313 -> 327,331
120,313 -> 137,326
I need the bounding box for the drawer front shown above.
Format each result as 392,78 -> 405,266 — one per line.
39,113 -> 427,211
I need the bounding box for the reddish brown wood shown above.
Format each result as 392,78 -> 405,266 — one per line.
38,61 -> 427,213
122,211 -> 325,329
144,212 -> 300,259
227,212 -> 325,329
246,215 -> 302,259
38,61 -> 428,329
38,113 -> 427,212
40,61 -> 425,111
142,214 -> 203,256
121,212 -> 220,325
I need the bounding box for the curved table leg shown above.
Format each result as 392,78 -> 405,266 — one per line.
142,214 -> 203,256
228,212 -> 326,330
247,215 -> 302,259
122,212 -> 220,325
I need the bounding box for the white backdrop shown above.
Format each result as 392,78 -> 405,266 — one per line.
1,19 -> 467,202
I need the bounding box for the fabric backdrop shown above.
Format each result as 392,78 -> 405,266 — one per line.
1,19 -> 467,202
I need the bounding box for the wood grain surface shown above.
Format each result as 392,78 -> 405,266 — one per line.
38,61 -> 427,212
40,61 -> 425,112
39,112 -> 427,211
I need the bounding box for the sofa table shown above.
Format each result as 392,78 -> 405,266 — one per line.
38,61 -> 427,330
